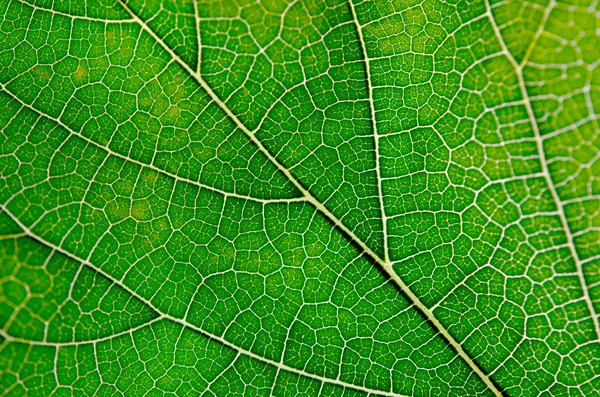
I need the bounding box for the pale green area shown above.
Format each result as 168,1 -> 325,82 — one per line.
0,0 -> 598,396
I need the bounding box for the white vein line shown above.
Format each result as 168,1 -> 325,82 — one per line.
0,204 -> 407,397
15,0 -> 134,23
562,195 -> 600,206
0,86 -> 305,205
0,316 -> 163,346
117,2 -> 504,395
347,0 -> 389,264
484,0 -> 600,339
192,0 -> 202,74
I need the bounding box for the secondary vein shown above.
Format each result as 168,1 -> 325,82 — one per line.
0,85 -> 305,205
484,0 -> 600,340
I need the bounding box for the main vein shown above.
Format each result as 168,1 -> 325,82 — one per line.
115,1 -> 387,262
115,1 -> 506,395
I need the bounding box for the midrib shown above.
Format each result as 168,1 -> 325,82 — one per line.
117,0 -> 507,395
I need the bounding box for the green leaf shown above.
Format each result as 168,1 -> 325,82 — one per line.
0,0 -> 598,395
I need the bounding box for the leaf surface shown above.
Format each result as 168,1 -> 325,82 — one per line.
0,0 -> 598,396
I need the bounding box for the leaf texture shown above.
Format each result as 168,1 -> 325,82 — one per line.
0,0 -> 598,396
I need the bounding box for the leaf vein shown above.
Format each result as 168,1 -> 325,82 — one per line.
0,203 -> 409,397
0,86 -> 304,205
484,0 -> 600,339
